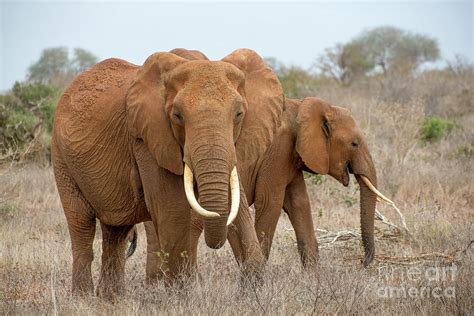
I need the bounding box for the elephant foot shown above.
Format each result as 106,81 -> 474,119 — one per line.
146,271 -> 164,285
162,272 -> 197,296
96,262 -> 126,299
300,252 -> 319,270
71,266 -> 94,297
71,282 -> 94,297
145,252 -> 165,285
96,279 -> 125,302
147,267 -> 202,287
239,259 -> 265,288
159,260 -> 199,290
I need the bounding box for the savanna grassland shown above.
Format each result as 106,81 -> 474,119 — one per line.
1,68 -> 473,314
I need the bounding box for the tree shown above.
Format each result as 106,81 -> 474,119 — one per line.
317,42 -> 373,85
316,44 -> 347,84
395,33 -> 440,70
352,26 -> 440,74
72,48 -> 98,73
355,26 -> 402,74
316,26 -> 440,84
27,47 -> 98,87
28,47 -> 71,86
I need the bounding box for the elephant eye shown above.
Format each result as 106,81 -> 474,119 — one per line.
172,111 -> 184,124
235,111 -> 243,119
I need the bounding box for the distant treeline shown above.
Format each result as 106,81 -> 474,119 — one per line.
1,26 -> 472,162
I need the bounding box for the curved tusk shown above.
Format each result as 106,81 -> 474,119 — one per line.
184,164 -> 220,218
227,166 -> 240,226
360,175 -> 394,205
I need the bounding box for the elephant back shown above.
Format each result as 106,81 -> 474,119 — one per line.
52,58 -> 142,218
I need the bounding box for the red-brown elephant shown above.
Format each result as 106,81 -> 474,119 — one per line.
52,48 -> 284,298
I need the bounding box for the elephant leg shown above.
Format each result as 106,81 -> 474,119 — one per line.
156,208 -> 192,287
96,223 -> 134,299
254,184 -> 286,261
283,172 -> 319,268
144,221 -> 164,284
227,225 -> 244,264
254,204 -> 283,261
134,143 -> 192,286
54,163 -> 96,296
228,183 -> 266,281
66,213 -> 96,296
150,172 -> 192,286
145,214 -> 201,285
189,211 -> 203,268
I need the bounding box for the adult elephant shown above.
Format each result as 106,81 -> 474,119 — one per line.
146,96 -> 392,279
52,48 -> 284,298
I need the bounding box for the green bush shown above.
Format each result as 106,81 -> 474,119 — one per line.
420,117 -> 455,142
278,66 -> 319,98
12,82 -> 60,132
3,111 -> 40,137
0,82 -> 60,160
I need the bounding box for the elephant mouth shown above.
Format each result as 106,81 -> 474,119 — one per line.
342,161 -> 351,187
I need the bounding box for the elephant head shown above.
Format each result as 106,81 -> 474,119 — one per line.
295,97 -> 384,266
126,49 -> 284,249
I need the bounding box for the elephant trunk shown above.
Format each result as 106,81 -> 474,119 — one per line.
192,144 -> 234,249
352,147 -> 377,267
356,173 -> 376,266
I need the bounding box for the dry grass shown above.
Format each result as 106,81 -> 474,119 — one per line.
1,72 -> 473,314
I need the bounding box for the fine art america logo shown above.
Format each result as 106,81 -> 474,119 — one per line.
377,264 -> 457,299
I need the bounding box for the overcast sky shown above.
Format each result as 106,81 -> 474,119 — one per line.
1,1 -> 472,90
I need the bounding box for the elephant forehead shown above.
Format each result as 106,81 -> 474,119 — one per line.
172,61 -> 226,80
173,61 -> 242,85
178,83 -> 237,108
333,114 -> 356,128
175,67 -> 239,105
330,108 -> 356,127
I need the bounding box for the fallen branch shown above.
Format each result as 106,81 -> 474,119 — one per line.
344,240 -> 473,265
375,208 -> 399,230
388,201 -> 408,232
377,197 -> 409,232
286,208 -> 404,247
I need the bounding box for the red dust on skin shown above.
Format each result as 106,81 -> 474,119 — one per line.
52,48 -> 285,296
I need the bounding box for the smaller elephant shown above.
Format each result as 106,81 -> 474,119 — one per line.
165,97 -> 392,273
246,97 -> 388,267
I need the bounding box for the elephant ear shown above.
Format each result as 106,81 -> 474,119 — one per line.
169,48 -> 209,61
126,52 -> 188,175
296,97 -> 331,174
222,49 -> 285,170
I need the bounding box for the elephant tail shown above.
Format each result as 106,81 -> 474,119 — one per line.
126,227 -> 138,258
